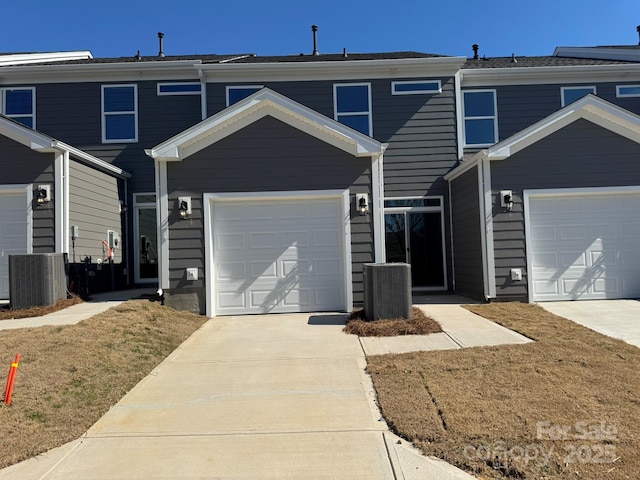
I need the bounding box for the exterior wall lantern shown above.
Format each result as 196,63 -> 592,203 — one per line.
36,184 -> 51,204
500,190 -> 513,212
178,196 -> 192,218
355,193 -> 369,215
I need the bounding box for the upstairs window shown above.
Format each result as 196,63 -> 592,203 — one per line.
463,90 -> 497,147
333,83 -> 372,136
616,85 -> 640,97
1,87 -> 35,128
102,84 -> 138,143
561,86 -> 595,107
157,83 -> 202,95
392,80 -> 441,95
226,85 -> 263,106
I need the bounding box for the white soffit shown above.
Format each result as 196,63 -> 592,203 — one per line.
146,88 -> 385,161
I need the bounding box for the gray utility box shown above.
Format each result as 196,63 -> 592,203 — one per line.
363,263 -> 412,321
9,253 -> 67,309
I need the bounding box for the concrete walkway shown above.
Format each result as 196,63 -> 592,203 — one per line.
541,299 -> 640,348
0,297 -> 535,479
1,308 -> 483,479
361,301 -> 532,355
0,289 -> 155,331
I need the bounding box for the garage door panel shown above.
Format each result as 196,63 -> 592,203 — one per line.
529,191 -> 640,301
212,196 -> 346,315
0,192 -> 29,299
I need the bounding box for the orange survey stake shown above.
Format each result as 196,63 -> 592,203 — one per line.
3,354 -> 21,406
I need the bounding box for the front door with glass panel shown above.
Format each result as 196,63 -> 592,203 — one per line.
133,194 -> 158,283
384,198 -> 446,290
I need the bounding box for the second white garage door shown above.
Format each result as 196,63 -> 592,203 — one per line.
0,190 -> 29,300
212,195 -> 347,315
527,189 -> 640,301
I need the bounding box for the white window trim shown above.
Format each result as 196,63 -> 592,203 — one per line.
391,80 -> 442,95
462,89 -> 498,148
560,85 -> 596,107
225,85 -> 264,107
157,82 -> 202,96
203,189 -> 353,317
616,85 -> 640,98
333,82 -> 373,136
383,195 -> 448,291
1,87 -> 36,129
101,84 -> 138,144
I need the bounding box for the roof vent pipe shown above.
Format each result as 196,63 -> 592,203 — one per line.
312,25 -> 319,55
158,32 -> 165,58
343,47 -> 348,58
637,25 -> 640,45
472,43 -> 479,60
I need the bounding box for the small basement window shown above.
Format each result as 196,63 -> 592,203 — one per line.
392,80 -> 441,95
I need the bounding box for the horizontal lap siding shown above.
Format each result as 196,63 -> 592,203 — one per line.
450,166 -> 484,298
0,136 -> 55,253
491,119 -> 640,300
166,116 -> 373,305
68,160 -> 123,262
494,82 -> 640,143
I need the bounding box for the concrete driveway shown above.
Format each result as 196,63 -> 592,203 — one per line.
2,312 -> 474,480
541,299 -> 640,348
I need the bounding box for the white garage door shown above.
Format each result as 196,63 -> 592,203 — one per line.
0,191 -> 29,299
528,190 -> 640,301
212,196 -> 347,315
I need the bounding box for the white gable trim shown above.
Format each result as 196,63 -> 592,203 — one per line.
446,95 -> 640,181
0,115 -> 130,178
145,88 -> 385,162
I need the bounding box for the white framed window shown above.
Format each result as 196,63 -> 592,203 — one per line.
392,80 -> 441,95
101,84 -> 138,143
1,87 -> 36,128
226,85 -> 263,106
463,89 -> 498,147
561,86 -> 596,107
333,83 -> 373,136
616,85 -> 640,98
157,83 -> 202,96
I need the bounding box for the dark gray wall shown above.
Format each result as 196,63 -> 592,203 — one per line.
166,116 -> 373,313
490,119 -> 640,300
0,135 -> 55,253
450,165 -> 484,299
463,81 -> 640,152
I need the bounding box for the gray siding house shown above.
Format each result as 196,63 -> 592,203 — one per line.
447,95 -> 640,302
0,115 -> 129,299
1,40 -> 640,313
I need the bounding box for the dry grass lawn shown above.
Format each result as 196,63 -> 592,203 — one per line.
0,299 -> 207,469
367,302 -> 640,480
344,307 -> 442,336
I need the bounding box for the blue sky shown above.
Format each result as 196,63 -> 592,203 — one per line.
4,1 -> 640,59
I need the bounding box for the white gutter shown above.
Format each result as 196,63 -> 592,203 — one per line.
461,63 -> 640,87
0,51 -> 93,66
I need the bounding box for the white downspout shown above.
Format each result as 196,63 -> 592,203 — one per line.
197,67 -> 207,120
63,150 -> 70,254
54,151 -> 64,253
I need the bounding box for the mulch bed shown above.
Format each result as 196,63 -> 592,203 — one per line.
344,306 -> 442,336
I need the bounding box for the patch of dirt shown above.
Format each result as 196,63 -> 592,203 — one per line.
0,296 -> 84,321
0,299 -> 207,469
344,307 -> 442,336
367,302 -> 640,479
